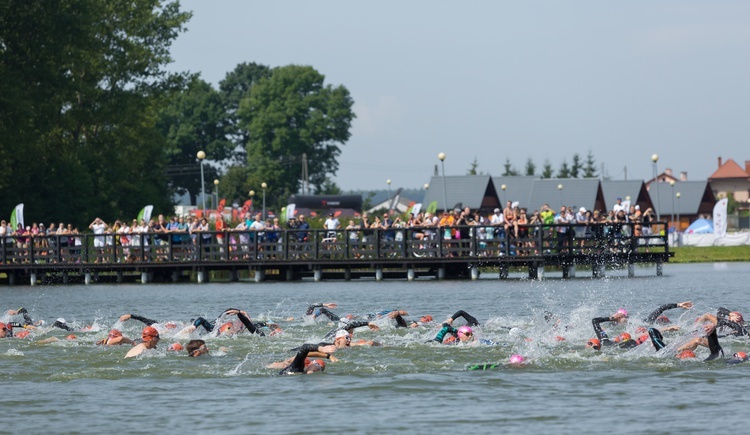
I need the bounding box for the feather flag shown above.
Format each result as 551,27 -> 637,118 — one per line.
10,203 -> 24,229
137,205 -> 153,223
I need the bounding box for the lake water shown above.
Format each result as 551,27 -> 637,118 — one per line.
1,262 -> 749,433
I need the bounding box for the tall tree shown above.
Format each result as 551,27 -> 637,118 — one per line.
502,158 -> 518,176
238,65 -> 355,210
0,0 -> 190,225
583,150 -> 598,178
525,158 -> 536,176
218,62 -> 271,156
570,153 -> 582,178
467,157 -> 480,175
557,160 -> 571,178
159,76 -> 233,206
541,160 -> 554,178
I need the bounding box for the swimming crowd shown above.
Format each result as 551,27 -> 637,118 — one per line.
1,297 -> 748,374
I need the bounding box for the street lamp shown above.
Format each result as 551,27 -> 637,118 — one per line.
197,150 -> 206,216
501,184 -> 507,206
261,182 -> 267,221
651,154 -> 660,221
438,152 -> 448,213
676,192 -> 681,242
213,179 -> 219,212
423,183 -> 429,190
386,179 -> 392,212
248,190 -> 255,214
669,180 -> 675,229
557,184 -> 563,207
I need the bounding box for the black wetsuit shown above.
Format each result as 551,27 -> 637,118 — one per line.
648,326 -> 723,361
324,319 -> 371,340
306,304 -> 341,322
193,309 -> 266,336
279,343 -> 325,375
433,310 -> 481,343
53,320 -> 73,331
644,303 -> 681,324
591,317 -> 638,349
716,308 -> 748,337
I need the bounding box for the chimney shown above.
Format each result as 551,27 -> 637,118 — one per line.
680,172 -> 687,181
745,161 -> 750,175
665,168 -> 673,177
718,157 -> 723,168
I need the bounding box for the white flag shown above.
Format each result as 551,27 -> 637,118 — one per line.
713,198 -> 728,238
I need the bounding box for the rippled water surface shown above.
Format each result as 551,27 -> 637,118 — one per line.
1,263 -> 749,433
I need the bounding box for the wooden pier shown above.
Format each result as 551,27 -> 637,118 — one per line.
0,223 -> 672,285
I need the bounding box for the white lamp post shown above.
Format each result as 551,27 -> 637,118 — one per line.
438,152 -> 447,213
261,182 -> 267,221
213,179 -> 219,212
557,184 -> 563,207
651,154 -> 660,221
197,150 -> 206,216
501,184 -> 507,206
669,180 -> 675,229
249,190 -> 255,214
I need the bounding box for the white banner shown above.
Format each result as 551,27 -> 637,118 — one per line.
286,204 -> 296,221
713,198 -> 728,238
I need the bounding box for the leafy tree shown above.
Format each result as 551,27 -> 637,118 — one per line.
583,150 -> 598,178
541,160 -> 554,178
557,160 -> 571,178
218,62 -> 271,155
525,158 -> 536,176
318,178 -> 342,195
0,0 -> 190,226
159,76 -> 233,206
238,65 -> 355,211
502,158 -> 518,176
571,153 -> 582,178
467,157 -> 479,175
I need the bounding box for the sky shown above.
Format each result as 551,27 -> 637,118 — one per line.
167,1 -> 750,192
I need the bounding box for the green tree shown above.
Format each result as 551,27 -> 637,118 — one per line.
583,150 -> 598,178
219,62 -> 272,153
0,0 -> 190,226
525,158 -> 536,176
502,158 -> 518,176
238,65 -> 355,210
159,76 -> 233,206
570,154 -> 582,178
557,160 -> 571,178
541,160 -> 554,178
467,157 -> 479,175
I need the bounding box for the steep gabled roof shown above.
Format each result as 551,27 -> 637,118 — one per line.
424,175 -> 496,211
650,181 -> 715,217
708,159 -> 749,180
602,180 -> 651,210
491,176 -> 536,207
527,179 -> 603,212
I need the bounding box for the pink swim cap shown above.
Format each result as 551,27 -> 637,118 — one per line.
457,326 -> 473,336
617,308 -> 628,317
509,354 -> 525,364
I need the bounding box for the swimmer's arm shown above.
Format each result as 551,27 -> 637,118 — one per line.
644,303 -> 679,324
449,310 -> 480,327
236,312 -> 265,336
120,314 -> 157,326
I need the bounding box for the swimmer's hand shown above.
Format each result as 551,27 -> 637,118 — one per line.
119,314 -> 132,322
323,303 -> 337,309
367,323 -> 380,331
678,301 -> 693,310
329,355 -> 339,363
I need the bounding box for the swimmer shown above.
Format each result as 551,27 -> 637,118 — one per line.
387,310 -> 434,328
330,329 -> 379,348
467,354 -> 527,371
305,303 -> 340,321
590,314 -> 638,349
96,329 -> 135,346
643,301 -> 693,327
323,318 -> 380,340
668,322 -> 725,361
270,343 -> 338,375
726,351 -> 749,365
124,326 -> 160,358
433,310 -> 481,344
186,339 -> 209,357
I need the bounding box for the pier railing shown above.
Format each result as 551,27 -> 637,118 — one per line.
0,222 -> 668,266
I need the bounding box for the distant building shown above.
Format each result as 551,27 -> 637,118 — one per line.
708,157 -> 750,204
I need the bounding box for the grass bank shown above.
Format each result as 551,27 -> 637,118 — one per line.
670,245 -> 750,263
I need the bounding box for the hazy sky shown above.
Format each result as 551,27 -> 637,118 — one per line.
168,1 -> 750,191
